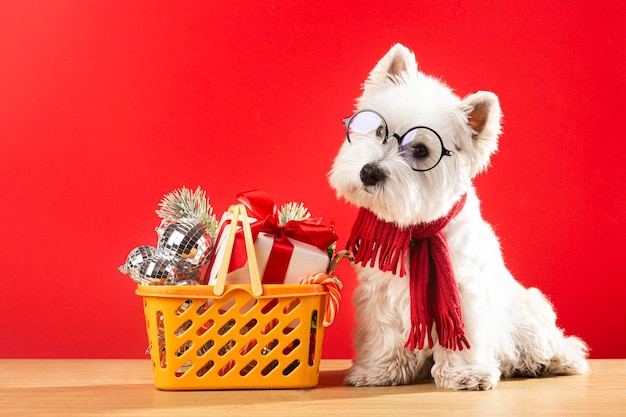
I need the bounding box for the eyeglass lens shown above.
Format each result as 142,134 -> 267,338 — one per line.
346,111 -> 446,171
399,128 -> 444,171
347,111 -> 387,142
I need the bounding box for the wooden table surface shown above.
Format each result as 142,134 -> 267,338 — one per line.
1,359 -> 624,416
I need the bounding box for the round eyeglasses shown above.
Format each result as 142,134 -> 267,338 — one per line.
343,109 -> 454,172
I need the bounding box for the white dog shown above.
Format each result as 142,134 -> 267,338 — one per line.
328,43 -> 589,390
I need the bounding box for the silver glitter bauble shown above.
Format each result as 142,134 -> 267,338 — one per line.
119,246 -> 157,283
177,264 -> 203,282
137,257 -> 178,285
157,218 -> 212,268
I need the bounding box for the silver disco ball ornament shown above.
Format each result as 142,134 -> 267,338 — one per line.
177,264 -> 203,282
119,246 -> 157,283
137,257 -> 178,285
157,218 -> 213,268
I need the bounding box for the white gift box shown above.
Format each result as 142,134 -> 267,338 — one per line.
207,213 -> 330,285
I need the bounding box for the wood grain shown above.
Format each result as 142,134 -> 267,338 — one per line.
1,359 -> 624,416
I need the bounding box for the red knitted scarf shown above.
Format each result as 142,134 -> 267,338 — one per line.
347,194 -> 470,351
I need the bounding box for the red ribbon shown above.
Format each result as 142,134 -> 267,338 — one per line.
227,190 -> 337,283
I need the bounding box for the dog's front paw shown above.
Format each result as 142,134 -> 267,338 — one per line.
345,363 -> 412,387
432,363 -> 500,391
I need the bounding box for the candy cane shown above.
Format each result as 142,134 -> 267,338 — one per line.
299,273 -> 342,327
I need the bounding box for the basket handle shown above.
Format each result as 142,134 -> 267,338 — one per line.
213,204 -> 263,297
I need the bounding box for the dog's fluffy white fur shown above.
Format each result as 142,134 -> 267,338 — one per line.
328,44 -> 589,390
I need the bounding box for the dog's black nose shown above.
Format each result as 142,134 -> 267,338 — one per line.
360,163 -> 387,186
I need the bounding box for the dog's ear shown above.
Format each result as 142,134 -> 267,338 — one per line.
363,43 -> 418,93
461,91 -> 502,177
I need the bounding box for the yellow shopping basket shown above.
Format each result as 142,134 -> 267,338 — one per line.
136,204 -> 329,390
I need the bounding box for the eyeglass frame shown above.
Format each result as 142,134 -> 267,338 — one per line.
342,109 -> 454,172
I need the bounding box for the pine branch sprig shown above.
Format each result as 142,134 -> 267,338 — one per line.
156,186 -> 218,239
278,202 -> 311,225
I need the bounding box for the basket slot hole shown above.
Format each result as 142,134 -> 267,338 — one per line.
282,318 -> 301,335
240,360 -> 258,376
156,311 -> 166,369
175,299 -> 193,316
175,360 -> 193,378
196,360 -> 214,377
261,359 -> 279,376
282,339 -> 301,355
261,318 -> 279,335
308,310 -> 318,366
283,298 -> 301,315
218,360 -> 236,377
196,299 -> 214,316
261,298 -> 279,314
218,339 -> 236,356
282,359 -> 301,376
261,339 -> 278,356
196,319 -> 215,336
240,319 -> 258,335
174,319 -> 193,336
175,340 -> 193,357
218,318 -> 236,335
196,340 -> 214,357
239,339 -> 257,356
218,298 -> 236,315
239,298 -> 258,315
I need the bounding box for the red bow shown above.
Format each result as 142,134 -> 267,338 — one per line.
228,190 -> 337,283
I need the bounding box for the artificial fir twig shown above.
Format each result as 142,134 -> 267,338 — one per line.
156,186 -> 218,239
278,202 -> 311,225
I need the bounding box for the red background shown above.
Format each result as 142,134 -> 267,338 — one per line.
1,1 -> 624,359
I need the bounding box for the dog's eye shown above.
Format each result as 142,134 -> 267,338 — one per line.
412,144 -> 429,159
400,127 -> 447,171
376,126 -> 385,140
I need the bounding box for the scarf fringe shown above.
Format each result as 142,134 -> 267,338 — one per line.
404,315 -> 470,351
404,310 -> 470,350
347,211 -> 412,277
348,195 -> 469,352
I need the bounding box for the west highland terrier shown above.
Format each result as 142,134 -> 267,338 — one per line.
328,43 -> 589,390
